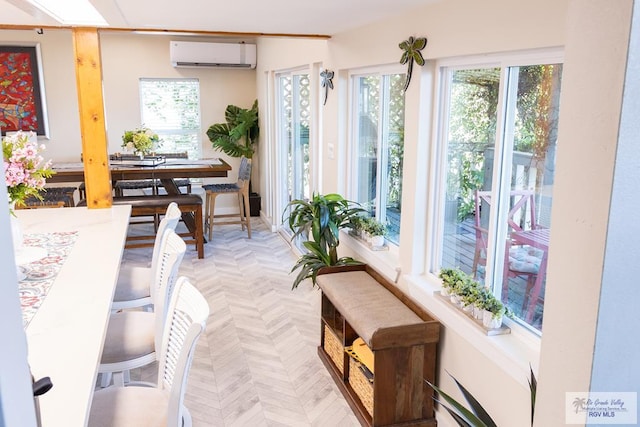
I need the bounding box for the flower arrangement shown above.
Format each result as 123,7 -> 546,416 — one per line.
121,126 -> 160,156
3,131 -> 54,209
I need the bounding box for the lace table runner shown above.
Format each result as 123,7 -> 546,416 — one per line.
19,231 -> 78,328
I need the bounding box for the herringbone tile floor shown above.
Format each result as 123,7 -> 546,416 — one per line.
121,219 -> 360,427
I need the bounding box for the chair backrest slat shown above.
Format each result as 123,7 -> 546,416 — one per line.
150,202 -> 182,275
238,157 -> 252,183
158,277 -> 209,425
153,230 -> 187,353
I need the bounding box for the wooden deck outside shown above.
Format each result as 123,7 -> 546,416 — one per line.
442,218 -> 545,331
366,208 -> 543,331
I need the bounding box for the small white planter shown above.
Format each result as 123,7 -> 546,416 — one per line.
473,305 -> 484,320
441,287 -> 450,297
450,294 -> 460,306
482,310 -> 503,329
370,235 -> 385,247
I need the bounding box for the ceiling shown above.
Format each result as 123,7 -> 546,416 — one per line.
1,0 -> 437,37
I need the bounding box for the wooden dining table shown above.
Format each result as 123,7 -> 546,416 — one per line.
49,157 -> 231,238
48,157 -> 231,187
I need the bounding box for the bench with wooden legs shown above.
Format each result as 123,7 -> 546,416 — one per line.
79,195 -> 204,258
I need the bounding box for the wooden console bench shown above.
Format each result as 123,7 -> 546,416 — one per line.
316,265 -> 440,427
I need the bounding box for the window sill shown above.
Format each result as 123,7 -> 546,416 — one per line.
404,274 -> 541,381
340,231 -> 401,283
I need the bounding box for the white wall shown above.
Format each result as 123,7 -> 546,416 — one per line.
255,37 -> 328,225
99,33 -> 257,161
1,30 -> 257,211
98,33 -> 258,211
0,29 -> 82,160
536,1 -> 634,425
253,0 -> 635,426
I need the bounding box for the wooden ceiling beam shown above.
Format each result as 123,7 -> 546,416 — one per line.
0,24 -> 331,39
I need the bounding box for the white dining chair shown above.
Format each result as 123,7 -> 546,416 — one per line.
99,228 -> 186,387
111,202 -> 181,311
89,277 -> 209,427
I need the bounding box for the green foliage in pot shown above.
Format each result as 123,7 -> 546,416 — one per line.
349,215 -> 366,236
439,267 -> 474,297
207,100 -> 259,159
481,294 -> 506,320
285,193 -> 365,289
362,217 -> 388,237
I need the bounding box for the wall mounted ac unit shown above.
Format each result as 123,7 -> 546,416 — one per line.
170,41 -> 257,69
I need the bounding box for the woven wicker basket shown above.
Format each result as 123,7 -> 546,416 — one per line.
349,357 -> 374,417
323,324 -> 344,373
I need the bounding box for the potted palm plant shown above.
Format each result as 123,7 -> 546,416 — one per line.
207,100 -> 261,215
285,193 -> 365,289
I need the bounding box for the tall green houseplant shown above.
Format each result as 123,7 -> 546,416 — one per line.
206,100 -> 259,158
285,193 -> 365,289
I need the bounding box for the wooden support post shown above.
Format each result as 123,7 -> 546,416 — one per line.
72,28 -> 112,208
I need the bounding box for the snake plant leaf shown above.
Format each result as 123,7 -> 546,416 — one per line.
529,365 -> 537,425
433,399 -> 474,427
426,380 -> 491,427
450,374 -> 497,427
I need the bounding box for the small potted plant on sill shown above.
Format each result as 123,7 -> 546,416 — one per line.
473,286 -> 491,320
438,267 -> 464,297
481,294 -> 506,329
349,215 -> 366,239
362,217 -> 387,247
460,281 -> 481,314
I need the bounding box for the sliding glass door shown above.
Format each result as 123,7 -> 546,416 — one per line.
276,70 -> 311,245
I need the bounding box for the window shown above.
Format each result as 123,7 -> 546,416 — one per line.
139,78 -> 201,159
276,70 -> 311,247
435,52 -> 563,333
351,72 -> 405,245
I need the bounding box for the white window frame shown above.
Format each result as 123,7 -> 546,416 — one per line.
273,66 -> 317,243
347,64 -> 406,250
429,48 -> 564,335
138,78 -> 202,159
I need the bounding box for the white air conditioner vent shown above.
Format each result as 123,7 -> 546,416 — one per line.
170,41 -> 257,69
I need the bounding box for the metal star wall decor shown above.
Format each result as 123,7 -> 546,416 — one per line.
320,69 -> 334,105
399,36 -> 427,92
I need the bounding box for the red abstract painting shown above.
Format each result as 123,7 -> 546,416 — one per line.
0,46 -> 46,135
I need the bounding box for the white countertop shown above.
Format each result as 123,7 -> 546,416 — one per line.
17,206 -> 131,427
